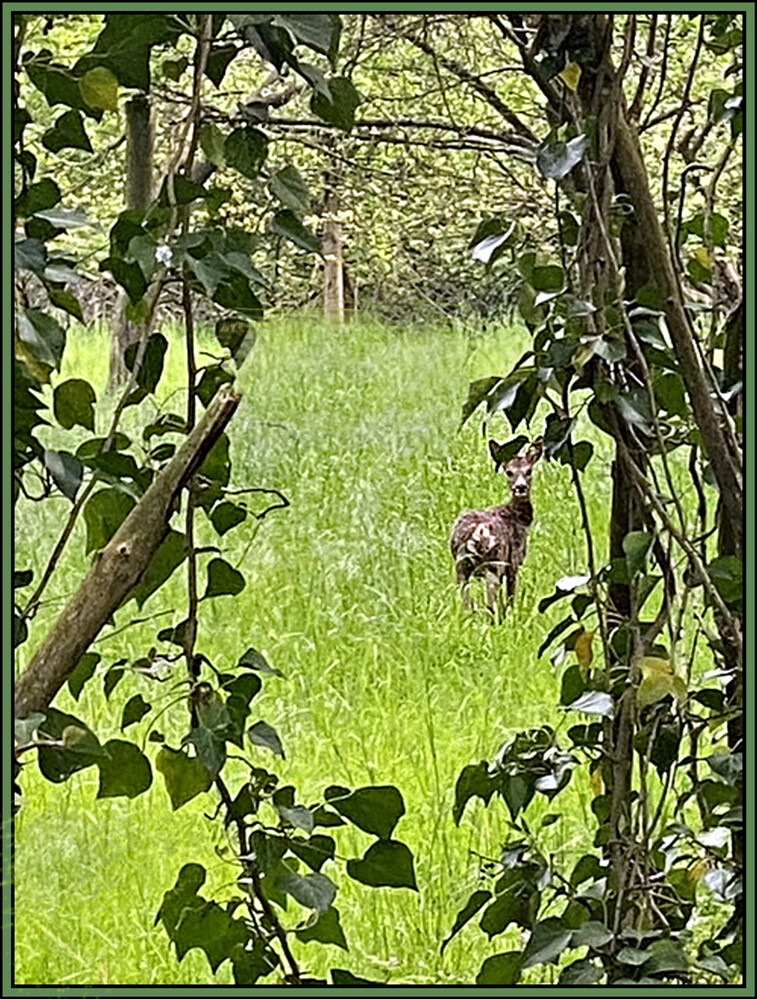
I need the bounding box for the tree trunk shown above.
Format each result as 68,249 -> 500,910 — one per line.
322,166 -> 354,323
109,94 -> 154,389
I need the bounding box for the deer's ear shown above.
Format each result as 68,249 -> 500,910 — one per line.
488,439 -> 502,468
526,439 -> 543,464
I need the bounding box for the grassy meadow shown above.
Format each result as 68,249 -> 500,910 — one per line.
14,316 -> 621,985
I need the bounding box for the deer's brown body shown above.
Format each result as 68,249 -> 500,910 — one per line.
451,441 -> 542,616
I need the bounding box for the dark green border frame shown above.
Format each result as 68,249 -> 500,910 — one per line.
3,4 -> 753,997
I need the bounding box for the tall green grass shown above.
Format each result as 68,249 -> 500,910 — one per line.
15,316 -> 618,985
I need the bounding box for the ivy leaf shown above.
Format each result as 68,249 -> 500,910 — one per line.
83,488 -> 135,553
279,871 -> 336,914
15,178 -> 62,218
53,378 -> 96,432
248,720 -> 285,759
346,840 -> 417,890
68,652 -> 100,701
326,785 -> 405,839
47,286 -> 84,321
37,709 -> 107,783
215,319 -> 256,366
270,210 -> 321,254
295,905 -> 347,950
124,333 -> 168,404
623,531 -> 653,577
276,14 -> 341,63
453,761 -> 497,824
42,109 -> 93,152
238,647 -> 283,677
121,694 -> 151,730
155,746 -> 213,810
288,834 -> 336,873
476,952 -> 523,985
559,958 -> 603,984
310,76 -> 360,131
269,165 -> 309,214
441,890 -> 492,954
17,308 -> 66,371
331,969 -> 383,986
132,530 -> 187,608
43,449 -> 83,502
209,501 -> 247,537
203,558 -> 246,599
224,127 -> 268,179
522,918 -> 573,969
97,739 -> 152,798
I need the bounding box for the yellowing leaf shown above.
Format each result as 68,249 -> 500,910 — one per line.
694,246 -> 711,270
575,630 -> 595,668
572,343 -> 595,369
688,860 -> 707,885
80,66 -> 119,112
590,769 -> 604,796
636,655 -> 686,709
560,61 -> 582,91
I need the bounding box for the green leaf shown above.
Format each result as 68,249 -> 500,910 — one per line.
42,109 -> 93,152
53,378 -> 96,432
26,56 -> 101,117
460,376 -> 503,426
121,694 -> 151,730
276,804 -> 314,834
238,647 -> 283,677
280,871 -> 336,913
209,501 -> 247,536
248,720 -> 285,759
123,333 -> 168,403
185,727 -> 226,778
43,449 -> 83,502
17,308 -> 66,370
197,365 -> 235,409
537,134 -> 587,180
706,751 -> 742,785
103,664 -> 126,699
571,920 -> 613,948
215,318 -> 256,366
288,834 -> 336,873
155,746 -> 212,810
531,265 -> 565,292
346,839 -> 417,890
161,55 -> 188,81
79,66 -> 119,111
199,433 -> 230,487
224,127 -> 268,179
203,558 -> 246,599
97,739 -> 152,798
204,43 -> 238,88
199,121 -> 226,167
453,761 -> 496,824
441,890 -> 491,954
331,969 -> 383,986
476,952 -> 523,985
708,555 -> 742,610
37,709 -> 107,783
15,178 -> 62,218
15,712 -> 46,745
132,530 -> 187,608
310,76 -> 360,131
644,938 -> 688,975
295,905 -> 347,950
269,165 -> 309,214
277,13 -> 342,62
83,488 -> 135,553
47,286 -> 84,321
559,958 -> 603,984
270,209 -> 320,254
623,531 -> 653,577
328,785 -> 405,839
14,569 -> 34,589
68,652 -> 100,701
522,918 -> 573,969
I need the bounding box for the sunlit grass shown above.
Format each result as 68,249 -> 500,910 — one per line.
14,314 -> 713,985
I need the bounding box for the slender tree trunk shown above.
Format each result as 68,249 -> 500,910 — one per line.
109,94 -> 154,388
321,163 -> 354,323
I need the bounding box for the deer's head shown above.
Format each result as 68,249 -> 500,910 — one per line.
489,439 -> 543,499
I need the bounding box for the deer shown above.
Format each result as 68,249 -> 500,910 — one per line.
451,439 -> 542,619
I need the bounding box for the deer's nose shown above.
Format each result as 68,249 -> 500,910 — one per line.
513,483 -> 528,495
